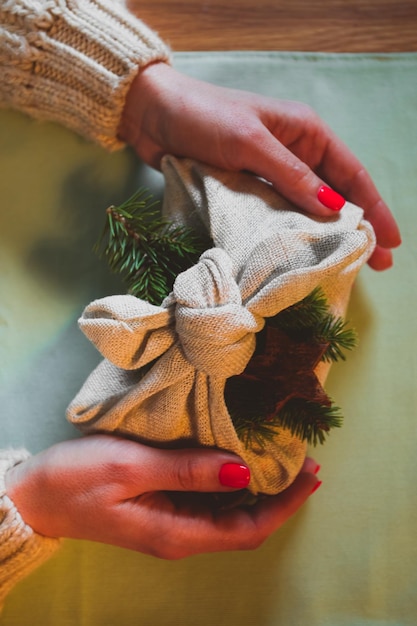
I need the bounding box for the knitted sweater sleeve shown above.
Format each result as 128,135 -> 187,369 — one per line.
0,450 -> 61,610
0,0 -> 171,149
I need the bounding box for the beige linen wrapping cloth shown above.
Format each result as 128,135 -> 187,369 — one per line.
67,156 -> 376,495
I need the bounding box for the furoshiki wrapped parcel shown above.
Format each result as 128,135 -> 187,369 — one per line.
67,156 -> 375,496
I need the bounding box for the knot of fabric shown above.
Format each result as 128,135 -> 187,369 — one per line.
79,248 -> 264,377
172,249 -> 264,376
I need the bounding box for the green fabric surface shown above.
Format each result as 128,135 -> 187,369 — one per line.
0,51 -> 416,625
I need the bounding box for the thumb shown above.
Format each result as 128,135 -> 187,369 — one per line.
124,446 -> 251,495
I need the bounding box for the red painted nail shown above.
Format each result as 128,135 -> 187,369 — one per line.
317,186 -> 345,211
310,480 -> 322,495
314,464 -> 321,475
219,463 -> 251,488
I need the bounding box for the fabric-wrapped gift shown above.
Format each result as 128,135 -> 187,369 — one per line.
67,156 -> 375,495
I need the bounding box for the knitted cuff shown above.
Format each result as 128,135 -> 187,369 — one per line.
0,450 -> 61,609
0,0 -> 171,149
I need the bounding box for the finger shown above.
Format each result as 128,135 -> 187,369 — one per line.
244,131 -> 400,272
241,130 -> 342,219
115,471 -> 319,558
366,244 -> 393,271
249,470 -> 320,534
118,445 -> 251,496
175,472 -> 320,554
300,456 -> 321,475
315,135 -> 401,249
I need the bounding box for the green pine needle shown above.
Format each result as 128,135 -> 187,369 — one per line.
278,398 -> 343,446
314,315 -> 357,362
225,378 -> 279,449
228,378 -> 344,449
270,286 -> 329,331
95,188 -> 211,305
269,286 -> 357,363
234,416 -> 282,450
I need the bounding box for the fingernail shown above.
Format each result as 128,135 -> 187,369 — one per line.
219,463 -> 251,488
314,463 -> 321,475
317,186 -> 345,211
310,480 -> 322,495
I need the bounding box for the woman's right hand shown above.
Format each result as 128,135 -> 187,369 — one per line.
119,63 -> 401,271
5,435 -> 320,558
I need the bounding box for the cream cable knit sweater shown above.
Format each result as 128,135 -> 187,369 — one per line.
0,0 -> 171,149
0,451 -> 60,609
0,0 -> 170,607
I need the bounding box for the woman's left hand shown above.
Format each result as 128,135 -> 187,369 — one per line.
5,436 -> 320,557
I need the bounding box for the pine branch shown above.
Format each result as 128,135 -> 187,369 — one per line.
226,287 -> 355,449
270,286 -> 329,331
226,372 -> 343,449
313,315 -> 357,362
225,377 -> 279,449
235,417 -> 282,450
278,398 -> 343,446
269,286 -> 357,363
228,379 -> 343,449
95,189 -> 211,305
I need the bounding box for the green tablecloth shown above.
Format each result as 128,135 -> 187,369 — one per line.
1,51 -> 416,625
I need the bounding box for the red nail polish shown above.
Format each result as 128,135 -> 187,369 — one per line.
310,480 -> 322,495
317,186 -> 345,211
314,464 -> 321,475
219,463 -> 251,488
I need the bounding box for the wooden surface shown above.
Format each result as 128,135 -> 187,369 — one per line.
128,0 -> 417,52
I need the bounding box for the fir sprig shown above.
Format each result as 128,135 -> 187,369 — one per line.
270,287 -> 329,330
234,415 -> 282,450
313,315 -> 357,362
95,189 -> 211,305
270,287 -> 357,363
278,398 -> 343,446
225,378 -> 280,449
226,287 -> 356,448
228,386 -> 343,449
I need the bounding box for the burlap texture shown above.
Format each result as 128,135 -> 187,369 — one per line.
67,156 -> 376,494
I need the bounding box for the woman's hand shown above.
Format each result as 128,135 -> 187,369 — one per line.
119,62 -> 401,271
5,435 -> 320,558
